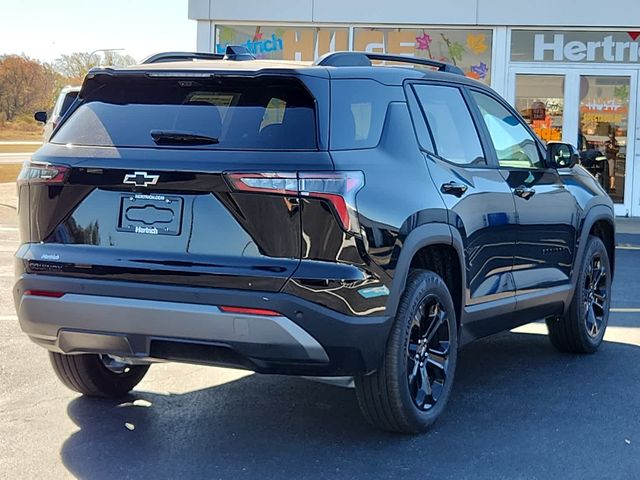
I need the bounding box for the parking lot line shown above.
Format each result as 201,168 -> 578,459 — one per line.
616,244 -> 640,250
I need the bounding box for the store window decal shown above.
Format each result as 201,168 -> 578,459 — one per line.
353,28 -> 493,83
216,26 -> 348,61
215,25 -> 493,83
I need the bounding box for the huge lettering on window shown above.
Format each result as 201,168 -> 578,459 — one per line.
353,28 -> 493,83
215,25 -> 493,83
215,25 -> 349,61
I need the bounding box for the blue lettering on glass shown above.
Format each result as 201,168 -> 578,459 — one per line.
216,34 -> 283,55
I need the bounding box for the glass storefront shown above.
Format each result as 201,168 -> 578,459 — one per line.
514,74 -> 564,143
510,30 -> 640,212
352,28 -> 492,83
214,25 -> 493,84
578,75 -> 630,203
215,25 -> 349,61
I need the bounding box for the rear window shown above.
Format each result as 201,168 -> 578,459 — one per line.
330,79 -> 402,150
52,76 -> 317,150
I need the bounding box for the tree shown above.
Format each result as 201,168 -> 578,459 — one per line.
53,51 -> 137,82
0,55 -> 59,121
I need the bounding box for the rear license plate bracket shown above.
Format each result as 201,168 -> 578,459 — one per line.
118,194 -> 183,236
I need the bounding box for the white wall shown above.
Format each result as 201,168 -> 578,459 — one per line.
189,0 -> 640,27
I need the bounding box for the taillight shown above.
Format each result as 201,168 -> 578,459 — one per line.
17,161 -> 69,185
225,171 -> 365,234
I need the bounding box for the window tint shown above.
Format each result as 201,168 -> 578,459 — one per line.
413,85 -> 485,165
471,91 -> 544,169
53,77 -> 316,150
330,79 -> 402,150
58,91 -> 78,117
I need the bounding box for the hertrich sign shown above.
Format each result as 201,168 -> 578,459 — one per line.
511,30 -> 640,63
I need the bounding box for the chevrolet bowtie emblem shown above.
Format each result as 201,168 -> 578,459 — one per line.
123,172 -> 160,187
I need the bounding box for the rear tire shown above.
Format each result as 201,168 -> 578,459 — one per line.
355,270 -> 458,433
49,352 -> 150,397
546,235 -> 611,353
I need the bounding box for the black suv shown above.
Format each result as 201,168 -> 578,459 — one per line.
13,49 -> 615,433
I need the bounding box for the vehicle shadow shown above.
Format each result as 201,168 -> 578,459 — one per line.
60,331 -> 640,480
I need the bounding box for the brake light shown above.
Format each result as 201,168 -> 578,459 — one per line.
17,161 -> 69,185
225,171 -> 365,234
219,306 -> 281,316
24,290 -> 66,298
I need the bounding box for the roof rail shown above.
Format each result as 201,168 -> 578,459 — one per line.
142,52 -> 224,64
314,51 -> 465,76
142,46 -> 256,64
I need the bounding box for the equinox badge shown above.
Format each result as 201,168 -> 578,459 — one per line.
123,171 -> 159,187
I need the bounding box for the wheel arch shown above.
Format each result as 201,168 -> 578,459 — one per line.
386,224 -> 466,330
573,205 -> 615,286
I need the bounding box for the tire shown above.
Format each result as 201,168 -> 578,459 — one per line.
546,235 -> 611,354
355,269 -> 458,433
49,352 -> 150,397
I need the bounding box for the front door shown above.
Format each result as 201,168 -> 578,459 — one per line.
508,68 -> 638,216
469,88 -> 579,308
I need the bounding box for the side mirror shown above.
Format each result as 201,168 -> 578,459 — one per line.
34,111 -> 48,124
547,142 -> 579,169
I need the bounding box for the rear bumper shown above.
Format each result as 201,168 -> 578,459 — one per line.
13,275 -> 392,376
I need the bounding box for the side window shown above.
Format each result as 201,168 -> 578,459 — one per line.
413,84 -> 486,166
471,91 -> 545,169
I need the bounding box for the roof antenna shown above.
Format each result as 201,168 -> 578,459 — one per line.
224,45 -> 256,61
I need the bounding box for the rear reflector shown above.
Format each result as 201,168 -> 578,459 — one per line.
219,306 -> 281,316
24,290 -> 65,298
225,171 -> 364,234
17,162 -> 69,185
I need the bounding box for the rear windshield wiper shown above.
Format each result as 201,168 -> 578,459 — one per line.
150,130 -> 219,146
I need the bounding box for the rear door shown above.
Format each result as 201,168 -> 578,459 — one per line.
409,83 -> 518,314
468,89 -> 579,303
22,72 -> 330,292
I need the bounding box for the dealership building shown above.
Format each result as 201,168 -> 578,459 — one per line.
189,0 -> 640,216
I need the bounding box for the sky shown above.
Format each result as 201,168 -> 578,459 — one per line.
0,0 -> 197,63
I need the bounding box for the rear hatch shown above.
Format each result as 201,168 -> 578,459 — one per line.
18,67 -> 334,292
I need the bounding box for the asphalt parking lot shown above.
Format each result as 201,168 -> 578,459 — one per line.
0,180 -> 638,479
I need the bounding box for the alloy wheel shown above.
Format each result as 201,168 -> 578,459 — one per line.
583,253 -> 608,338
406,295 -> 451,411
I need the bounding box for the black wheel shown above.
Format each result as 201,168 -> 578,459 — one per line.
49,352 -> 150,397
546,235 -> 611,353
355,270 -> 458,433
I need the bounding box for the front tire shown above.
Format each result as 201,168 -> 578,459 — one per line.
355,270 -> 458,433
546,235 -> 611,353
49,352 -> 150,397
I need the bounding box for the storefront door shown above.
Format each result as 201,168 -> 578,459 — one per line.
507,67 -> 638,217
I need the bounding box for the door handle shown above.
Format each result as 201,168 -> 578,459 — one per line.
441,182 -> 468,197
514,186 -> 536,200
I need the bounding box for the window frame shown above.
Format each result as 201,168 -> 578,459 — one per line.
405,80 -> 492,169
465,86 -> 551,171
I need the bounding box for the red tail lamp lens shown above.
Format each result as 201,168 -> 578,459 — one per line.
225,171 -> 364,234
17,162 -> 69,185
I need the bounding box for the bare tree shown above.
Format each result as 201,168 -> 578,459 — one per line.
53,51 -> 137,82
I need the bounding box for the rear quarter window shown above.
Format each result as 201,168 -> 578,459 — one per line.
330,79 -> 402,150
